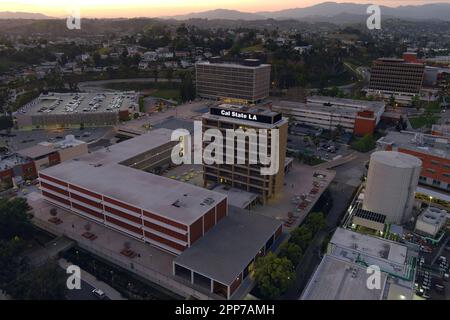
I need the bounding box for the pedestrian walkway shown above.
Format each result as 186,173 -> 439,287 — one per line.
59,258 -> 126,300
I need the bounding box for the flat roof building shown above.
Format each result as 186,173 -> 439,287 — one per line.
202,103 -> 288,203
273,96 -> 385,136
367,56 -> 425,105
15,92 -> 138,129
39,128 -> 228,255
174,208 -> 282,299
302,227 -> 417,300
378,131 -> 450,192
196,59 -> 271,104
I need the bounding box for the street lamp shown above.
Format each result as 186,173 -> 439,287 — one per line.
429,196 -> 433,207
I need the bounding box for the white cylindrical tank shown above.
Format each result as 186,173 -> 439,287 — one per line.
363,151 -> 422,224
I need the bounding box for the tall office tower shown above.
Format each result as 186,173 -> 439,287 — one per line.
195,59 -> 271,104
201,103 -> 288,204
367,54 -> 425,105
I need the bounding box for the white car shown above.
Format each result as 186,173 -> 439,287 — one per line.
92,288 -> 107,299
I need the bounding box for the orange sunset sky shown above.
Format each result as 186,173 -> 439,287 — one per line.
1,0 -> 449,18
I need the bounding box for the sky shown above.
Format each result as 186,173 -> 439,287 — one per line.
1,0 -> 449,18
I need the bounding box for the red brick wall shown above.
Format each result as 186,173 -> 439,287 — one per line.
216,199 -> 227,222
229,272 -> 242,296
41,182 -> 70,196
71,202 -> 104,220
42,190 -> 70,206
354,116 -> 376,136
203,208 -> 216,234
69,184 -> 103,199
143,210 -> 188,231
144,231 -> 187,252
105,215 -> 142,235
189,217 -> 203,246
104,205 -> 141,224
39,174 -> 68,187
104,196 -> 141,213
48,152 -> 61,166
0,168 -> 14,182
143,220 -> 188,242
22,162 -> 37,180
398,148 -> 450,184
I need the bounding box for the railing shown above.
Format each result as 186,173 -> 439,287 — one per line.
32,216 -> 221,300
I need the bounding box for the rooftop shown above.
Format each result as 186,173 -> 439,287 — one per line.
174,208 -> 281,286
40,129 -> 226,226
16,92 -> 138,116
378,131 -> 450,159
301,254 -> 387,300
17,144 -> 55,159
370,151 -> 423,169
330,228 -> 407,266
274,96 -> 385,118
196,59 -> 270,69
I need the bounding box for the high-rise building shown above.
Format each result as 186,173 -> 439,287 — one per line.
202,103 -> 288,204
195,59 -> 271,104
367,54 -> 425,105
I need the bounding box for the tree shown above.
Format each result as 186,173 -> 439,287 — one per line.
306,212 -> 327,234
0,238 -> 28,289
8,260 -> 66,300
180,72 -> 195,102
389,95 -> 396,108
0,198 -> 32,241
290,226 -> 313,250
251,253 -> 295,299
279,242 -> 303,266
351,134 -> 376,153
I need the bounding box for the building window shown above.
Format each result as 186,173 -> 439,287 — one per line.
426,168 -> 436,174
432,180 -> 441,186
443,173 -> 450,179
419,176 -> 427,182
430,160 -> 440,166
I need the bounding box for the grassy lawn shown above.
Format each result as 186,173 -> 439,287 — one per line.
242,44 -> 265,53
409,115 -> 440,129
150,89 -> 180,102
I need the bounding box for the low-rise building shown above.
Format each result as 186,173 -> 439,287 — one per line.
272,96 -> 385,136
15,92 -> 138,129
302,227 -> 417,300
415,207 -> 447,238
377,131 -> 450,192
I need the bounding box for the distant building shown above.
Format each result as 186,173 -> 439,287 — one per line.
14,92 -> 138,129
367,54 -> 425,105
0,135 -> 87,186
378,131 -> 450,192
202,103 -> 288,204
272,96 -> 385,136
195,59 -> 271,104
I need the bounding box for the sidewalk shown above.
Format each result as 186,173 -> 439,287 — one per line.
59,258 -> 126,300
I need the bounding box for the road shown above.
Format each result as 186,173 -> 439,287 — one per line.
281,151 -> 371,299
65,280 -> 106,300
